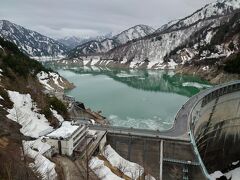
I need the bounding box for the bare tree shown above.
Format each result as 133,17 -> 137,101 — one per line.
116,159 -> 129,177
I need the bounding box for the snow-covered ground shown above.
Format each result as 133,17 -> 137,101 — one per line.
37,71 -> 65,91
7,91 -> 53,138
89,157 -> 124,180
23,139 -> 57,180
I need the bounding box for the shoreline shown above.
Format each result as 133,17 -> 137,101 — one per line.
52,58 -> 240,85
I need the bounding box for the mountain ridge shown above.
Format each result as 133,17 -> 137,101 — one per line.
67,24 -> 155,58
0,20 -> 68,57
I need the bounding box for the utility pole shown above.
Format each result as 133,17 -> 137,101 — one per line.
86,137 -> 89,180
159,140 -> 163,180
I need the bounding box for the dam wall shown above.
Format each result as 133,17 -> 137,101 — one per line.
191,82 -> 240,173
107,133 -> 205,180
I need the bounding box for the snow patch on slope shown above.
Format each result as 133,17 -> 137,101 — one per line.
23,140 -> 57,180
89,156 -> 124,180
37,71 -> 65,90
103,145 -> 144,179
50,108 -> 64,122
7,91 -> 53,138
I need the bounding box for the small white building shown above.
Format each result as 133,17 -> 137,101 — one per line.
44,121 -> 88,156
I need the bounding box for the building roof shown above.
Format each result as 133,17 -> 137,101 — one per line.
47,121 -> 79,140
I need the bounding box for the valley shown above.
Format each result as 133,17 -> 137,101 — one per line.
0,0 -> 240,179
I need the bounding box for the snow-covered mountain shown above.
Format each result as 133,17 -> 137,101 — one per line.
101,0 -> 240,70
113,24 -> 155,44
58,33 -> 113,49
67,25 -> 155,58
0,20 -> 68,57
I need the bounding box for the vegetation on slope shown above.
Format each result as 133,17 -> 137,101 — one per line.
224,53 -> 240,73
0,37 -> 50,78
0,38 -> 68,179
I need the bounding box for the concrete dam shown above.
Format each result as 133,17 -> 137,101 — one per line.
105,81 -> 240,179
74,81 -> 240,179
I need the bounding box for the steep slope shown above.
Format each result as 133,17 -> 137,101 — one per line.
0,20 -> 68,57
67,25 -> 155,57
172,11 -> 240,83
156,0 -> 240,33
102,0 -> 240,70
0,38 -> 73,179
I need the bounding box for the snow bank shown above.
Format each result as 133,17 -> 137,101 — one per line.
7,91 -> 53,138
47,121 -> 78,139
23,140 -> 57,180
89,157 -> 124,180
103,145 -> 144,179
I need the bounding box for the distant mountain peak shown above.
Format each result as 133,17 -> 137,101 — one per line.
67,24 -> 155,58
58,33 -> 113,49
156,0 -> 240,33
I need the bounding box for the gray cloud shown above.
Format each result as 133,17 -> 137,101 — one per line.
0,0 -> 215,39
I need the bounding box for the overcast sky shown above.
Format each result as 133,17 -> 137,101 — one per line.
0,0 -> 215,39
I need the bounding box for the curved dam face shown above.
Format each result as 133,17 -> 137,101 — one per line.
191,82 -> 240,173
